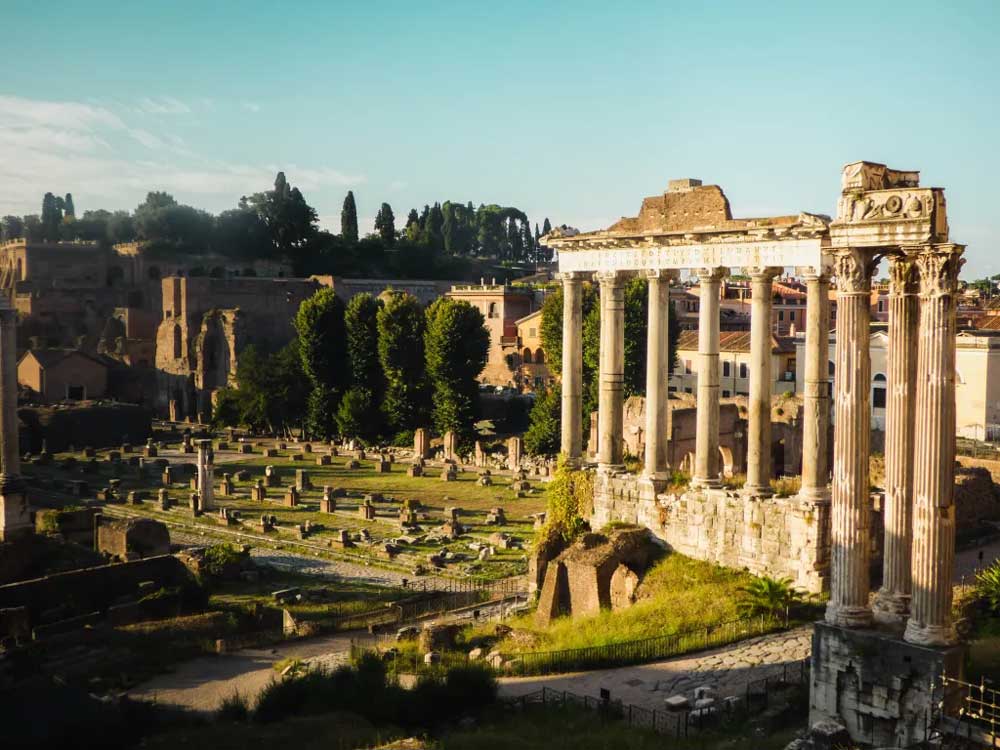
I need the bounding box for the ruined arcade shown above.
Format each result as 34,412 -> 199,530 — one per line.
544,162 -> 965,746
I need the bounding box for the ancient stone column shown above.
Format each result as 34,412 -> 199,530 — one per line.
825,248 -> 876,628
692,267 -> 726,488
643,270 -> 674,483
874,256 -> 920,625
0,295 -> 28,541
596,271 -> 627,470
800,270 -> 831,502
905,244 -> 964,646
197,439 -> 215,511
559,272 -> 586,466
744,267 -> 780,496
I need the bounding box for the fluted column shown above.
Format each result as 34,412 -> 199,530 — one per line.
825,247 -> 876,629
692,267 -> 726,488
643,270 -> 675,482
744,267 -> 780,495
558,272 -> 586,467
904,244 -> 964,646
800,269 -> 831,502
873,256 -> 919,625
0,295 -> 28,541
596,271 -> 627,470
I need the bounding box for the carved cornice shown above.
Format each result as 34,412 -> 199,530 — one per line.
555,271 -> 590,283
748,266 -> 782,283
915,244 -> 965,299
887,255 -> 919,297
593,270 -> 631,286
833,248 -> 877,295
644,268 -> 680,281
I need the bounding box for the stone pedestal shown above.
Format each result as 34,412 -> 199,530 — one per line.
809,622 -> 965,748
692,268 -> 725,488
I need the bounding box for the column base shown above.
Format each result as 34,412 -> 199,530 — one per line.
872,589 -> 911,626
741,483 -> 773,498
560,453 -> 583,470
903,619 -> 956,647
638,474 -> 669,497
690,476 -> 722,489
824,602 -> 873,629
597,463 -> 626,475
797,486 -> 831,504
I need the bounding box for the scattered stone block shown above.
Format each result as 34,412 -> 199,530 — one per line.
251,480 -> 267,502
407,463 -> 423,477
316,454 -> 331,466
295,469 -> 311,491
284,487 -> 299,507
375,460 -> 391,473
346,459 -> 361,470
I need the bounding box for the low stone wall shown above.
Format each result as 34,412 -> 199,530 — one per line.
957,455 -> 1000,485
592,471 -> 837,593
0,554 -> 189,620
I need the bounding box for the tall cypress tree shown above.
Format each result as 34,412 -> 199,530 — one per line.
341,191 -> 359,245
374,202 -> 395,246
41,193 -> 61,241
63,193 -> 75,220
542,217 -> 552,236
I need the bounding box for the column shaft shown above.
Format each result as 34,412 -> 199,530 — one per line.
644,271 -> 673,480
0,304 -> 19,479
596,271 -> 626,469
874,256 -> 919,625
904,244 -> 964,646
800,272 -> 831,501
745,268 -> 779,495
825,248 -> 875,628
559,273 -> 585,466
692,268 -> 725,487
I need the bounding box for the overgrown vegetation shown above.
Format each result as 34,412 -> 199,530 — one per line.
542,458 -> 594,544
736,576 -> 805,621
497,552 -> 759,653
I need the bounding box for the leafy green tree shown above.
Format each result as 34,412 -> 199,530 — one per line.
524,384 -> 561,455
41,192 -> 62,240
295,288 -> 348,439
214,207 -> 271,259
341,190 -> 359,244
1,216 -> 24,241
404,208 -> 421,243
374,202 -> 395,246
424,298 -> 489,438
244,173 -> 318,270
345,292 -> 383,389
377,292 -> 428,437
422,202 -> 444,250
212,342 -> 309,434
107,211 -> 136,244
63,193 -> 75,219
22,215 -> 43,242
335,387 -> 380,444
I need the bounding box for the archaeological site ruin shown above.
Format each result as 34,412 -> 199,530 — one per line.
544,161 -> 965,746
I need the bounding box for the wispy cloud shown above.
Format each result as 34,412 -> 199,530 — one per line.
0,94 -> 365,216
137,95 -> 190,115
240,101 -> 261,113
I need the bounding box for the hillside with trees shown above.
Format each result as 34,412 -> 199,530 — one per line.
0,173 -> 554,280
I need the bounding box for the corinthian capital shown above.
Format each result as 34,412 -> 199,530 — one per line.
887,255 -> 919,297
833,247 -> 877,294
915,244 -> 965,298
696,266 -> 727,283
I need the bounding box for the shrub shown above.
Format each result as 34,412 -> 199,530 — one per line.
202,543 -> 245,578
217,692 -> 249,722
542,458 -> 593,544
736,576 -> 804,621
976,561 -> 1000,614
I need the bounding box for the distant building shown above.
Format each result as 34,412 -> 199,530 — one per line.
670,330 -> 797,397
794,326 -> 1000,441
17,348 -> 110,402
512,309 -> 553,392
446,282 -> 542,387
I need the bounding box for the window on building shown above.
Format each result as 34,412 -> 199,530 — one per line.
522,347 -> 532,364
685,359 -> 692,374
535,348 -> 545,364
488,302 -> 498,319
739,363 -> 748,379
723,361 -> 731,377
872,373 -> 887,409
778,310 -> 785,321
66,385 -> 85,401
789,310 -> 795,321
722,389 -> 731,398
684,387 -> 693,394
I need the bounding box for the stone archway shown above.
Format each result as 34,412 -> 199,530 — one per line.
718,445 -> 735,478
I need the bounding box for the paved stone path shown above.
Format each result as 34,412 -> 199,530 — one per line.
498,626 -> 812,712
129,631 -> 356,711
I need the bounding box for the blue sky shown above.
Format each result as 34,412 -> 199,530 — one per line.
2,0 -> 998,276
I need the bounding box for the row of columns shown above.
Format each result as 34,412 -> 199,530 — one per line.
557,264 -> 832,500
824,244 -> 964,646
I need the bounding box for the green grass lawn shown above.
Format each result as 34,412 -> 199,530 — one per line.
26,445 -> 548,580
489,551 -> 759,653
